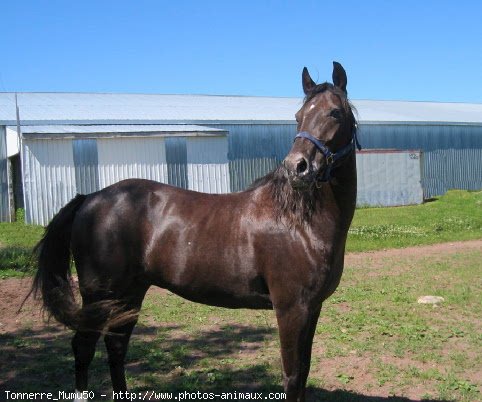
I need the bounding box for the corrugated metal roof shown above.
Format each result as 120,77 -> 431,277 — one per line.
355,99 -> 482,125
15,124 -> 227,136
1,92 -> 482,125
0,93 -> 301,124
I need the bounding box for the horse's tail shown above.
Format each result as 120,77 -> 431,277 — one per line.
30,194 -> 140,333
31,194 -> 87,330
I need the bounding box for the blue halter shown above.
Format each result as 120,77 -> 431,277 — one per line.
294,128 -> 361,182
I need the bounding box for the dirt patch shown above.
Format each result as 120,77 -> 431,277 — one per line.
345,239 -> 482,266
0,277 -> 53,334
344,239 -> 482,277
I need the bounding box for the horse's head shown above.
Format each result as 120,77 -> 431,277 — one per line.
283,61 -> 358,188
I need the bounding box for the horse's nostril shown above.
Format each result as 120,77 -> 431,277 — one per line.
296,158 -> 309,175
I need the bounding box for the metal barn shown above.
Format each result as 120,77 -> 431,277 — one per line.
20,125 -> 229,225
0,93 -> 481,225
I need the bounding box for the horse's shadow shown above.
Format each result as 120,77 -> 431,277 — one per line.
0,324 -> 451,402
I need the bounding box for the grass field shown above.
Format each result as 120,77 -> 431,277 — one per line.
136,246 -> 482,400
0,209 -> 43,278
0,190 -> 481,278
348,190 -> 482,251
2,242 -> 480,401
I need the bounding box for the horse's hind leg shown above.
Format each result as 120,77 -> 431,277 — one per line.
72,330 -> 101,392
105,321 -> 138,393
104,285 -> 148,394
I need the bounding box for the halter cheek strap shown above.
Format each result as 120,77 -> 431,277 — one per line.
294,128 -> 361,182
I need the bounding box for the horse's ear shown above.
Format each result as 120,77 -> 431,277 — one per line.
332,61 -> 347,93
302,67 -> 316,95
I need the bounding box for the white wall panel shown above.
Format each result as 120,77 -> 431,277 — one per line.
186,136 -> 230,193
356,150 -> 423,206
97,137 -> 168,188
0,126 -> 10,222
22,139 -> 76,225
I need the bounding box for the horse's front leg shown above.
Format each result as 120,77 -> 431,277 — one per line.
275,302 -> 321,402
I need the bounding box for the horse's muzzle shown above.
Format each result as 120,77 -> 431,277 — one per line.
283,155 -> 322,188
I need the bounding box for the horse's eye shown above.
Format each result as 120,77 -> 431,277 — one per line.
330,109 -> 342,119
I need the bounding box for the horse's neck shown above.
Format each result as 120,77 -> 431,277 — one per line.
321,153 -> 357,229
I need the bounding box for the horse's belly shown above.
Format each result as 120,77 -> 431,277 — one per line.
150,270 -> 273,310
165,287 -> 273,309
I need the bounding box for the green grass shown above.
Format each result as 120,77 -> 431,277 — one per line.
314,248 -> 481,401
0,190 -> 481,278
0,209 -> 43,278
3,246 -> 480,400
137,248 -> 481,400
347,190 -> 482,251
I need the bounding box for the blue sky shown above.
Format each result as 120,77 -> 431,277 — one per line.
1,0 -> 481,102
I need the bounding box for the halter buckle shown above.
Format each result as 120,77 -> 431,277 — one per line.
326,154 -> 335,165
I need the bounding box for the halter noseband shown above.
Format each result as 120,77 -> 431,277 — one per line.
294,128 -> 361,182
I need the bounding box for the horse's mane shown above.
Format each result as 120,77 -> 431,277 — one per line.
248,166 -> 319,226
248,85 -> 357,226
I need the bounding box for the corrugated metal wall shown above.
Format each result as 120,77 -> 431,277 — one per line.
20,121 -> 481,225
356,151 -> 423,206
213,122 -> 482,198
186,136 -> 230,193
214,124 -> 295,191
358,124 -> 482,197
73,139 -> 100,194
22,135 -> 231,225
23,139 -> 77,226
213,123 -> 424,205
358,124 -> 482,150
423,148 -> 482,198
23,136 -> 171,224
97,137 -> 168,188
165,137 -> 188,189
0,126 -> 10,222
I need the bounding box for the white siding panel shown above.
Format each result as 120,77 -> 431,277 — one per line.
356,151 -> 423,207
6,126 -> 19,157
97,137 -> 168,188
186,136 -> 230,193
0,126 -> 10,222
22,139 -> 76,225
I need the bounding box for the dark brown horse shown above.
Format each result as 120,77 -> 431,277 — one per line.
32,61 -> 358,402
